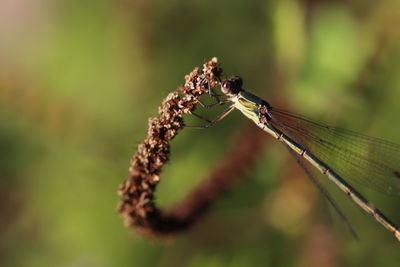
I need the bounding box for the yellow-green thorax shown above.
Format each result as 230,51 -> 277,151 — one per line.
231,90 -> 266,124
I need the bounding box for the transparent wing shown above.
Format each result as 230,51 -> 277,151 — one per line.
269,107 -> 400,195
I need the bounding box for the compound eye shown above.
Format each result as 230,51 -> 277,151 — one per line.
221,80 -> 231,94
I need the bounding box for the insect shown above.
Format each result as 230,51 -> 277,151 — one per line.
191,76 -> 400,241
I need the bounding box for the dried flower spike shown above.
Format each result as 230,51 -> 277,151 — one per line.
117,58 -> 222,233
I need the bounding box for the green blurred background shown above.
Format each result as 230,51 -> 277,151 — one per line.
1,0 -> 400,266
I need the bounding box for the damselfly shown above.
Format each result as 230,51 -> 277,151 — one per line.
191,76 -> 400,241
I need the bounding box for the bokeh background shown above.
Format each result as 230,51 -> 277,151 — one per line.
1,0 -> 400,266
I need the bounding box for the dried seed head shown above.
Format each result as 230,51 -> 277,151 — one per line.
117,58 -> 223,234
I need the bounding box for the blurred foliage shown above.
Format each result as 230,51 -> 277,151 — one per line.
1,0 -> 400,266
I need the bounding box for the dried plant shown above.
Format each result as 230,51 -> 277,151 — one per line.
117,58 -> 267,237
